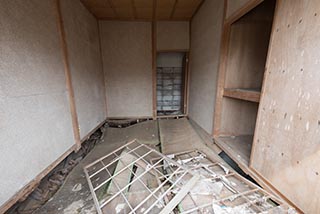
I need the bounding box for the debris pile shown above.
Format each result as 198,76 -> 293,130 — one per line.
84,140 -> 296,214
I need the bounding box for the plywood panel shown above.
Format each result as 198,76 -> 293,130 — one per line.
61,0 -> 106,139
156,21 -> 189,51
251,1 -> 320,213
0,0 -> 74,206
188,0 -> 224,134
100,21 -> 153,117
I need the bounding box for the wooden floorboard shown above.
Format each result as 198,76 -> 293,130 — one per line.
158,118 -> 223,162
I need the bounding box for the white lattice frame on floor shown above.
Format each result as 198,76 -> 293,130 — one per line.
83,139 -> 200,214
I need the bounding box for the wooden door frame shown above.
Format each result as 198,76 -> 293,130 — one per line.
154,50 -> 190,118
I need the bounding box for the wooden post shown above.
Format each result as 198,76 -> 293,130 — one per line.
152,21 -> 157,119
54,0 -> 81,150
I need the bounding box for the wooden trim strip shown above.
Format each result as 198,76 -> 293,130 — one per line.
157,114 -> 186,119
152,21 -> 157,119
183,52 -> 189,115
107,116 -> 153,120
55,0 -> 81,150
212,0 -> 229,137
0,144 -> 76,213
186,21 -> 192,117
97,21 -> 108,118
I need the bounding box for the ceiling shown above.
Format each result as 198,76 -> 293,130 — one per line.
81,0 -> 204,21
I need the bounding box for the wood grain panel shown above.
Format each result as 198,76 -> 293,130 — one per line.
251,0 -> 320,213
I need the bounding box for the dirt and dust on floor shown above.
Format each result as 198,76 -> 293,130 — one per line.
7,118 -> 297,214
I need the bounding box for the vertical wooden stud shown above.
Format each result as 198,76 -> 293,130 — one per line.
152,21 -> 157,119
97,21 -> 108,119
54,0 -> 81,150
212,0 -> 230,137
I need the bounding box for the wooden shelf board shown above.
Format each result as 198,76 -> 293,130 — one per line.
214,135 -> 253,169
223,88 -> 261,103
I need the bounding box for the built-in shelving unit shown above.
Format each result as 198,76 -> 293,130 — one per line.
214,0 -> 276,171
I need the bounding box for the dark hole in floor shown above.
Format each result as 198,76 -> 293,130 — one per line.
218,151 -> 260,186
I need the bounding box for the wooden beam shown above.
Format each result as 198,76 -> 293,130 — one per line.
212,0 -> 229,138
223,88 -> 261,103
183,52 -> 189,115
170,0 -> 178,20
96,20 -> 108,118
186,21 -> 191,116
107,116 -> 153,120
55,0 -> 81,150
152,21 -> 157,119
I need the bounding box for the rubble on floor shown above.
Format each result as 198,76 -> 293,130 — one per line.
85,140 -> 296,214
6,126 -> 106,214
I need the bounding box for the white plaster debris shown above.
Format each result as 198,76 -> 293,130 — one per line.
115,203 -> 125,213
166,154 -> 175,159
72,183 -> 82,192
177,154 -> 205,165
212,203 -> 255,214
190,179 -> 223,196
63,200 -> 84,214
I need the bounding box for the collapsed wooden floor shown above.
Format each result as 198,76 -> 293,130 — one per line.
33,118 -> 294,213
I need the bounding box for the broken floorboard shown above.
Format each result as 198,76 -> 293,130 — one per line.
32,120 -> 159,214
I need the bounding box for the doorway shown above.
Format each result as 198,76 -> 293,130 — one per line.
156,52 -> 187,116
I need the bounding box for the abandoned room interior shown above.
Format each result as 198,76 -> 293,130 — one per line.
1,0 -> 319,213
